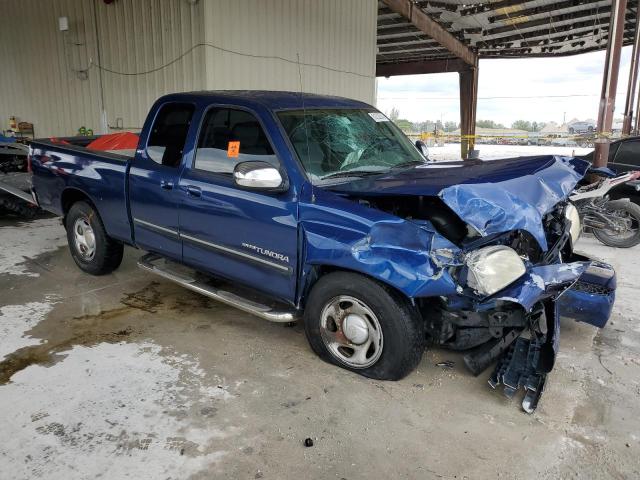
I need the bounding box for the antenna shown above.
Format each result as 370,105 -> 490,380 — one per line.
297,52 -> 315,202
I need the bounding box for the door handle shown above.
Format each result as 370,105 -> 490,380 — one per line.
160,180 -> 174,190
186,185 -> 202,197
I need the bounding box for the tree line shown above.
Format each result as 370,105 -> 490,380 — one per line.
386,108 -> 547,132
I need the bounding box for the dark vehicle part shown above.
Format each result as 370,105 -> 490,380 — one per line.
489,337 -> 547,414
0,195 -> 38,218
0,168 -> 41,219
304,271 -> 425,380
65,201 -> 124,275
571,169 -> 640,247
353,195 -> 470,244
592,199 -> 640,247
488,301 -> 557,413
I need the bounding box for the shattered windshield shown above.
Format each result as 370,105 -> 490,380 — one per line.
277,108 -> 426,184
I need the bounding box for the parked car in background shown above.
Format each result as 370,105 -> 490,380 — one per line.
568,120 -> 595,134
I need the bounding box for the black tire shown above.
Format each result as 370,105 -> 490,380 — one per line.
65,201 -> 124,275
0,196 -> 38,219
304,272 -> 425,380
593,200 -> 640,248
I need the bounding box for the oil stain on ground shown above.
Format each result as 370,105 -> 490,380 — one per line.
0,281 -> 217,385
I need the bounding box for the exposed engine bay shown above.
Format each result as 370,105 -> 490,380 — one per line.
340,191 -> 613,412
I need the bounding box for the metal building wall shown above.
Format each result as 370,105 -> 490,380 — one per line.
94,0 -> 206,131
0,0 -> 103,137
202,0 -> 377,102
0,0 -> 376,138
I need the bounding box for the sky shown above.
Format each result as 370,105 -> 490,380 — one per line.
376,46 -> 635,127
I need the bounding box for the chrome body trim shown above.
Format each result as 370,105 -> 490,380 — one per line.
137,253 -> 297,322
133,218 -> 291,274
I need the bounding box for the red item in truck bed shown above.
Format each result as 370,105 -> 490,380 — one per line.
87,132 -> 139,151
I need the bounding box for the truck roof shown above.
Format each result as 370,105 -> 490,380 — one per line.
157,90 -> 372,111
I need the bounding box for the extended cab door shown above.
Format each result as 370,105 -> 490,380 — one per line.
177,106 -> 298,303
129,102 -> 195,260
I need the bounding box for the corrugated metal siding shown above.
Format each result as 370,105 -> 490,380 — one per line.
0,0 -> 376,137
0,0 -> 103,137
202,0 -> 377,103
95,0 -> 206,131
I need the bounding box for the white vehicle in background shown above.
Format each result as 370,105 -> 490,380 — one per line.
568,120 -> 595,134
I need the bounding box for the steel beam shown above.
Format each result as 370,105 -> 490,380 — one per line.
594,0 -> 628,167
488,0 -> 601,23
460,0 -> 529,16
460,63 -> 479,160
381,0 -> 477,66
376,58 -> 470,76
484,6 -> 612,36
623,1 -> 640,135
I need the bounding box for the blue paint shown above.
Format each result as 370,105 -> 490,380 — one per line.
30,91 -> 614,334
558,261 -> 616,328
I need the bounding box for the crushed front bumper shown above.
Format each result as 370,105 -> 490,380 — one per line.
557,257 -> 616,328
441,253 -> 616,413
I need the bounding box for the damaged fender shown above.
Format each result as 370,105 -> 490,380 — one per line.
297,187 -> 462,304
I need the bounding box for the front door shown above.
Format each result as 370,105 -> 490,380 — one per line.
129,102 -> 195,260
177,107 -> 298,303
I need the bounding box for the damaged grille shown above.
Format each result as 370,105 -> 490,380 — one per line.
571,280 -> 613,295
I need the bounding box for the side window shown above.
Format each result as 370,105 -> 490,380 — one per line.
147,103 -> 195,167
194,108 -> 278,174
614,140 -> 640,166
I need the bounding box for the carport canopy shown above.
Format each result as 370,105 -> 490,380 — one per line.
376,0 -> 640,163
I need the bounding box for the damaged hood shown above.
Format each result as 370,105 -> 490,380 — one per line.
330,155 -> 590,249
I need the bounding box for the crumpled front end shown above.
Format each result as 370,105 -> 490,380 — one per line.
429,251 -> 616,413
305,156 -> 615,412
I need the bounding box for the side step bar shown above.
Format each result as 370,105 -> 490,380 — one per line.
137,253 -> 298,323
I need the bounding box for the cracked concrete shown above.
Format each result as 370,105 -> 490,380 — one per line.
0,215 -> 638,479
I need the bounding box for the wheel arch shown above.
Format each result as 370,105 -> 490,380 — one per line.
60,187 -> 98,217
297,263 -> 415,311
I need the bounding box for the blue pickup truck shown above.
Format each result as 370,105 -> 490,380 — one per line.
29,91 -> 616,412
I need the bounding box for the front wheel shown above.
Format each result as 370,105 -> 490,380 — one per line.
593,199 -> 640,248
304,272 -> 425,380
65,201 -> 124,275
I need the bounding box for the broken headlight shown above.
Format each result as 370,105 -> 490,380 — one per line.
565,203 -> 581,244
465,245 -> 526,297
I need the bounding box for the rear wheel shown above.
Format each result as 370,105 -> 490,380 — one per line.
593,200 -> 640,248
304,272 -> 425,380
65,201 -> 124,275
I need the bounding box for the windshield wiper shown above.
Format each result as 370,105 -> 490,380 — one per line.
320,170 -> 385,180
391,160 -> 425,170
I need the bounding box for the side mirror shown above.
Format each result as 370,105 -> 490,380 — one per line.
233,161 -> 286,191
415,140 -> 429,159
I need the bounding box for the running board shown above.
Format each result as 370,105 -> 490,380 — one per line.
137,253 -> 298,323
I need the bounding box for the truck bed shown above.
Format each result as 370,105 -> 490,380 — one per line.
29,136 -> 134,243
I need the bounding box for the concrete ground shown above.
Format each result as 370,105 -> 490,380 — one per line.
0,214 -> 639,480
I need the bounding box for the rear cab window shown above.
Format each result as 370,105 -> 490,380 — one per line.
147,103 -> 195,167
194,108 -> 279,175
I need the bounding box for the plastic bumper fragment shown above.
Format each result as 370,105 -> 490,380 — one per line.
557,261 -> 616,328
489,337 -> 547,414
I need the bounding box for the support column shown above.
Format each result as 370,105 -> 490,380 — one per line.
623,0 -> 640,135
594,0 -> 628,167
459,63 -> 479,160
